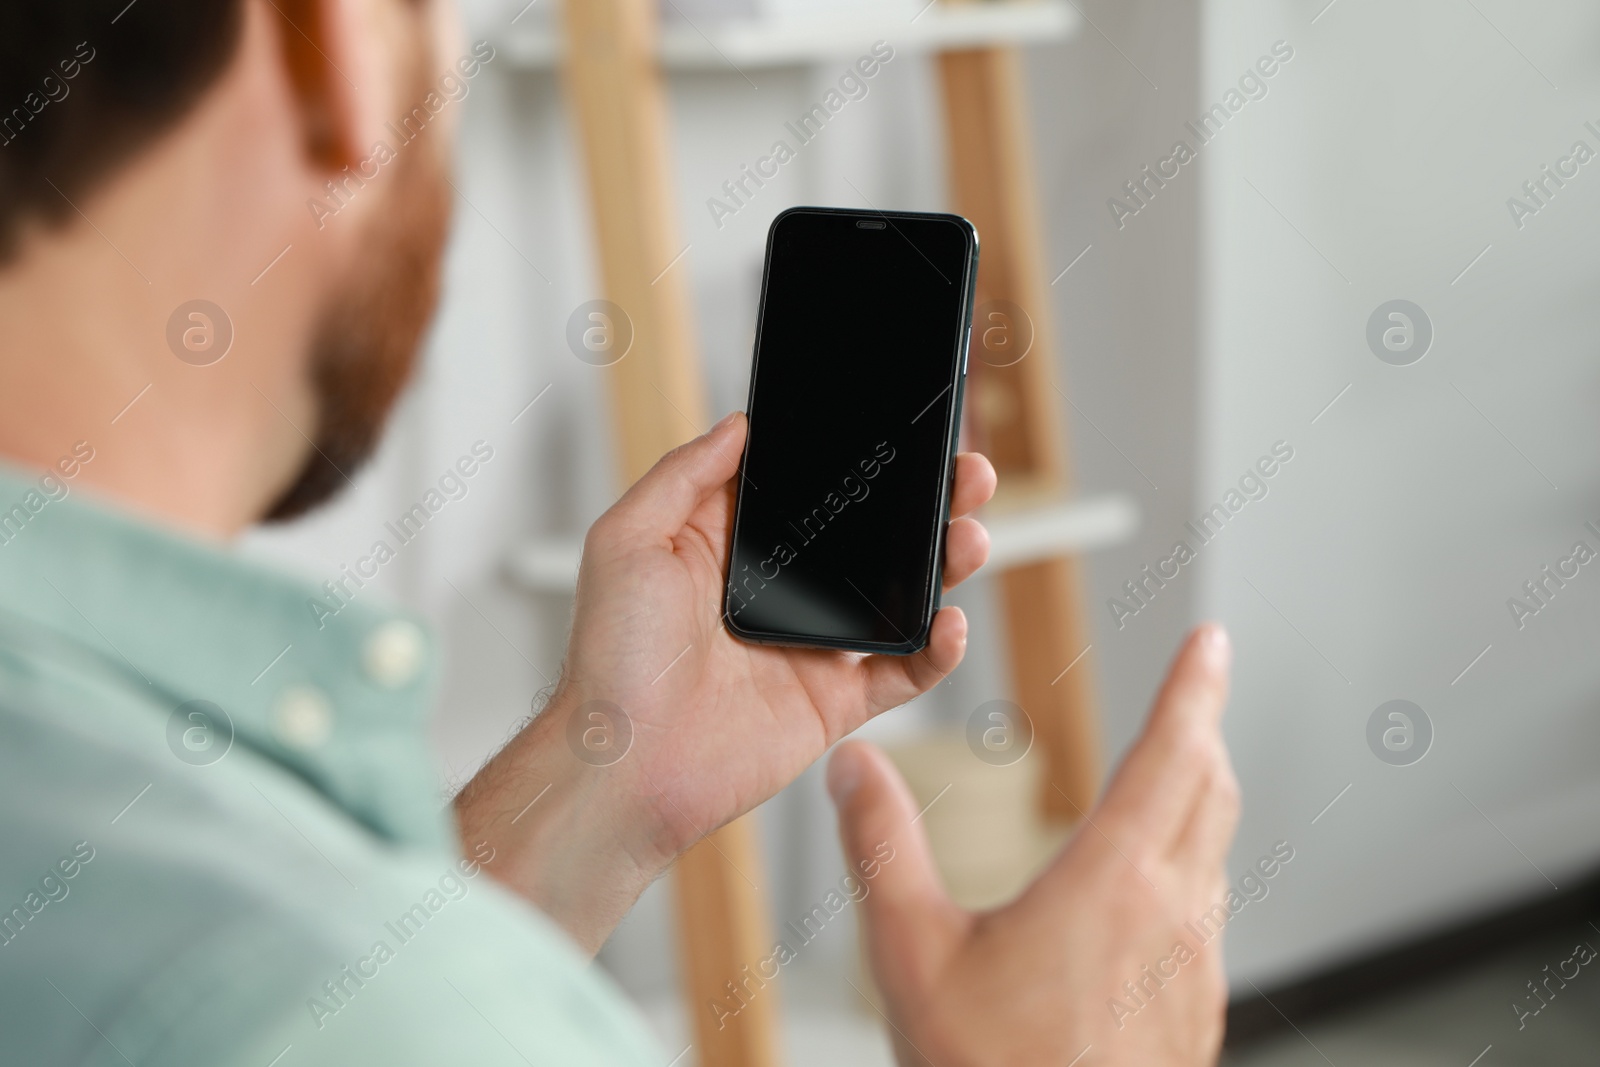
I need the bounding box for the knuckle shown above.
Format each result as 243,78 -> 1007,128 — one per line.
1103,847 -> 1163,901
583,514 -> 620,555
659,440 -> 693,469
1173,724 -> 1212,767
1213,762 -> 1243,812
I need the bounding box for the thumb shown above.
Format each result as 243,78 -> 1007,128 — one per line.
827,741 -> 966,999
605,411 -> 746,544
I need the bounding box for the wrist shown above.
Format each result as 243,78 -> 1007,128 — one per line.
454,684 -> 675,953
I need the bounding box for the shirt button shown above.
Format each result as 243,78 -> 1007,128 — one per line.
363,620 -> 426,689
273,685 -> 333,750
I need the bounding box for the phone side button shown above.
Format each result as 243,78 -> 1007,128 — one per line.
963,325 -> 971,374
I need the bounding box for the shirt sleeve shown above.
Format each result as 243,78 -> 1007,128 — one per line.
81,855 -> 666,1067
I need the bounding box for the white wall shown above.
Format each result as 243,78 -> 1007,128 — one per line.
1199,0 -> 1600,985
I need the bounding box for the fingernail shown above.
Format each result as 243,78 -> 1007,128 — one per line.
1198,623 -> 1231,670
711,410 -> 741,433
827,748 -> 861,805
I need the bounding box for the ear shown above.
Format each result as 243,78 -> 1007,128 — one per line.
268,0 -> 367,172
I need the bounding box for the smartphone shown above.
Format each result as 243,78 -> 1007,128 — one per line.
723,206 -> 979,655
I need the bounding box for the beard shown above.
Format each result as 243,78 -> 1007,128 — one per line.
262,105 -> 453,523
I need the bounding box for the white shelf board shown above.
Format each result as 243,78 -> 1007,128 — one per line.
507,533 -> 586,594
506,491 -> 1138,595
500,0 -> 1080,71
984,492 -> 1138,572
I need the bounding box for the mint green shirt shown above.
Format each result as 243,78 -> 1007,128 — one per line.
0,469 -> 661,1066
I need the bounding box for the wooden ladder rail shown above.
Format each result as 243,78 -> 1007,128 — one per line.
938,43 -> 1104,820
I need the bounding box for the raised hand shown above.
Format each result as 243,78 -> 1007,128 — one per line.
829,625 -> 1239,1067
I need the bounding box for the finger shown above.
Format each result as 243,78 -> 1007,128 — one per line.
602,412 -> 747,547
827,741 -> 966,997
1094,624 -> 1232,853
941,516 -> 990,591
949,452 -> 997,519
850,606 -> 967,725
1170,741 -> 1242,889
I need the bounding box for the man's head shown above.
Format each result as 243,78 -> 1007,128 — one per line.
0,0 -> 464,532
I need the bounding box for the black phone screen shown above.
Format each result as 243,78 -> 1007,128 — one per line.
725,207 -> 977,653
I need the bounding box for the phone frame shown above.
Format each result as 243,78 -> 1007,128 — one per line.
722,205 -> 980,656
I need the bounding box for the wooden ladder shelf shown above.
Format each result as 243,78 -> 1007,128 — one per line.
556,3 -> 1109,1062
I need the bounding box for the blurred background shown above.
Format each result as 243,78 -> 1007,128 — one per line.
243,0 -> 1600,1062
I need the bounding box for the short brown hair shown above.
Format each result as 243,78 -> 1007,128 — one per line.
0,1 -> 245,260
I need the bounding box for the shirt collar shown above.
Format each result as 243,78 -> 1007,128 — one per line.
0,464 -> 451,850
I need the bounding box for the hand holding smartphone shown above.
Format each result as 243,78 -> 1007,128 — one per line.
724,207 -> 979,654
